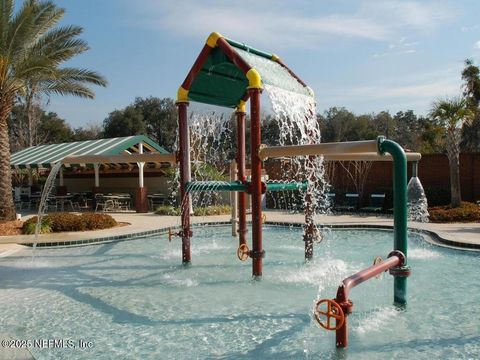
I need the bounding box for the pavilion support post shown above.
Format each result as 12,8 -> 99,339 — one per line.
236,108 -> 247,246
27,170 -> 33,186
249,88 -> 263,278
177,101 -> 192,264
136,143 -> 148,213
91,163 -> 101,209
135,186 -> 148,213
94,163 -> 100,188
57,166 -> 68,196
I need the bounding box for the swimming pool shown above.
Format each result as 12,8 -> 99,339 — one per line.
0,226 -> 478,359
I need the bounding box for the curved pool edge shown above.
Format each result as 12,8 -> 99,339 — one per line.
3,218 -> 477,253
267,221 -> 480,252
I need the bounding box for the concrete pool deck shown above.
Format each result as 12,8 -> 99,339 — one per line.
0,211 -> 479,254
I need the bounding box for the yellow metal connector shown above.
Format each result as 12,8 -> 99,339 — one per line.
236,100 -> 247,113
246,68 -> 262,89
206,32 -> 223,48
177,86 -> 189,103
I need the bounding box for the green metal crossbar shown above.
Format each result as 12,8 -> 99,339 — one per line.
185,181 -> 308,193
266,182 -> 308,191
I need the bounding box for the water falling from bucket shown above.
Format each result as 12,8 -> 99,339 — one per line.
407,163 -> 429,222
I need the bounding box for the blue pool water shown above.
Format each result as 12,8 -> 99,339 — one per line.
0,226 -> 478,359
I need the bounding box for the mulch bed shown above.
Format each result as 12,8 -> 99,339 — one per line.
0,220 -> 129,236
0,220 -> 23,236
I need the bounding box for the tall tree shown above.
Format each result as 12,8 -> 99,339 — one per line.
430,98 -> 472,208
319,107 -> 356,142
392,110 -> 419,151
461,59 -> 480,151
462,59 -> 480,106
38,111 -> 72,143
103,107 -> 145,137
417,116 -> 444,154
0,0 -> 107,220
134,97 -> 177,152
71,123 -> 102,141
371,111 -> 395,138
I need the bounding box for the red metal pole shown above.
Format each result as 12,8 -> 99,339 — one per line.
304,125 -> 316,260
177,102 -> 191,264
249,88 -> 263,277
304,189 -> 315,260
236,109 -> 247,246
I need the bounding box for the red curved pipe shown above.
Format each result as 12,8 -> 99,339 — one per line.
335,253 -> 403,348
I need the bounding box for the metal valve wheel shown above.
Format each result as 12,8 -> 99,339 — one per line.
237,243 -> 250,261
314,299 -> 345,330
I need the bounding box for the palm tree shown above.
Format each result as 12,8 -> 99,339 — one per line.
429,97 -> 472,208
0,0 -> 107,220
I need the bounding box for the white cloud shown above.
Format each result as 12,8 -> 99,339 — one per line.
462,24 -> 480,32
133,0 -> 456,49
474,41 -> 480,49
374,38 -> 418,59
360,0 -> 455,32
141,2 -> 389,49
318,65 -> 462,113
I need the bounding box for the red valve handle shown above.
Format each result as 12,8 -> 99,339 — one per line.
314,299 -> 345,330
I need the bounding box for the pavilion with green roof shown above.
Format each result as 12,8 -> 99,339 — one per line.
10,135 -> 176,212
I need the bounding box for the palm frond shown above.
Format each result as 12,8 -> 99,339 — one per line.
430,97 -> 471,130
0,0 -> 14,52
29,1 -> 64,43
0,0 -> 107,102
31,25 -> 84,58
6,1 -> 36,59
54,67 -> 107,87
42,80 -> 96,99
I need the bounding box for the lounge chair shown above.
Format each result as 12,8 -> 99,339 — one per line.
360,193 -> 386,213
334,193 -> 359,212
94,194 -> 114,212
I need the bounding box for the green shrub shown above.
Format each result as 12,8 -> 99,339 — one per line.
21,216 -> 52,234
429,202 -> 480,223
155,205 -> 181,216
21,213 -> 117,234
194,205 -> 231,216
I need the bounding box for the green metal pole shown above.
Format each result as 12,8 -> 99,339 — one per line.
377,136 -> 410,305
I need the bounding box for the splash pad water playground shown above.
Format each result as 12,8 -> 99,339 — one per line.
7,32 -> 475,359
173,32 -> 422,348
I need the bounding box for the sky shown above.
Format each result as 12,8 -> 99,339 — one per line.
51,0 -> 480,128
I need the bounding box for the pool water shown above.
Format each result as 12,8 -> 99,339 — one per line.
0,226 -> 478,359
